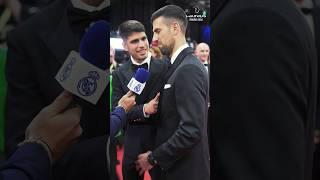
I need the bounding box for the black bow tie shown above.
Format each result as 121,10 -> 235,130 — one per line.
67,6 -> 109,31
301,8 -> 313,15
132,63 -> 148,72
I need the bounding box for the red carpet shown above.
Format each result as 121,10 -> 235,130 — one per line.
116,145 -> 151,180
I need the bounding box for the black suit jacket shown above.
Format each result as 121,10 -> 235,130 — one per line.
212,0 -> 317,180
312,1 -> 320,130
111,57 -> 167,166
152,47 -> 210,180
5,0 -> 108,179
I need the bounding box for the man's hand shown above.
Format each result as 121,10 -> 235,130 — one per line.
25,91 -> 82,161
144,92 -> 160,115
135,151 -> 153,176
118,91 -> 136,112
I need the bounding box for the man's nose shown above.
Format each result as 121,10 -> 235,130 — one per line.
137,39 -> 145,47
152,34 -> 158,42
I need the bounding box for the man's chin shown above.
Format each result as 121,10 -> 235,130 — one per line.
137,56 -> 148,61
160,47 -> 171,56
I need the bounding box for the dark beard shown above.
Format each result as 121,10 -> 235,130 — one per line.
160,42 -> 174,57
159,46 -> 171,56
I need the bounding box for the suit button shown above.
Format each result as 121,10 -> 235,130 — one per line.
134,118 -> 141,122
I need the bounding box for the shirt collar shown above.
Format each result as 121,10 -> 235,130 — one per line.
170,44 -> 189,64
71,0 -> 110,12
131,52 -> 152,70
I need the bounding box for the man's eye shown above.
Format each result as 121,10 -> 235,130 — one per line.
131,40 -> 139,44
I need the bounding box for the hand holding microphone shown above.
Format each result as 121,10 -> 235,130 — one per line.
109,68 -> 150,137
23,91 -> 82,162
118,91 -> 136,113
127,68 -> 161,115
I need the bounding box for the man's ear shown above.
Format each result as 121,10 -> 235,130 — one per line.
171,22 -> 180,35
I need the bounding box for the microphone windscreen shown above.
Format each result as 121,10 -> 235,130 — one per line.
134,68 -> 150,83
80,20 -> 109,70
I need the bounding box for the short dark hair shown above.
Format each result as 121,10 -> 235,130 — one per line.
151,5 -> 188,33
118,20 -> 145,40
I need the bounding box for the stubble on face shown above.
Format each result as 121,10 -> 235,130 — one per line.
153,17 -> 175,58
159,40 -> 174,57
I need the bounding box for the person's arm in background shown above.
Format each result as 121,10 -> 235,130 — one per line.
110,91 -> 136,138
0,91 -> 82,180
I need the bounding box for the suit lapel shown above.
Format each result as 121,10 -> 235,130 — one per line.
156,48 -> 193,122
122,60 -> 135,87
40,6 -> 79,65
139,58 -> 164,101
164,47 -> 194,82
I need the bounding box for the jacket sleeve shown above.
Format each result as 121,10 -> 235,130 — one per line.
0,143 -> 51,180
110,107 -> 127,138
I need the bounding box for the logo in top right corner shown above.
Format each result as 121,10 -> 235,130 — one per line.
186,6 -> 207,22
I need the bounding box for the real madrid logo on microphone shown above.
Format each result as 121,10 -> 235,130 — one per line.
134,84 -> 142,93
77,71 -> 99,96
60,57 -> 76,82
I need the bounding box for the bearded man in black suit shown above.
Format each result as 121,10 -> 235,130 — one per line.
136,5 -> 210,180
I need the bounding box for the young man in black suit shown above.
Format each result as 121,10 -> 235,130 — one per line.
5,0 -> 109,179
212,0 -> 317,180
112,20 -> 167,180
135,5 -> 210,180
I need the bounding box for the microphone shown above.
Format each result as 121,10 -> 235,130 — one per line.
80,20 -> 109,70
127,68 -> 150,95
55,20 -> 109,104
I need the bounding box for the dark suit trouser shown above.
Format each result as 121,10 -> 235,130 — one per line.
122,126 -> 155,180
123,164 -> 144,180
313,143 -> 320,180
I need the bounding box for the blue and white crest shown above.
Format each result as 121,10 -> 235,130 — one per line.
134,84 -> 142,93
77,71 -> 99,96
60,57 -> 76,82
